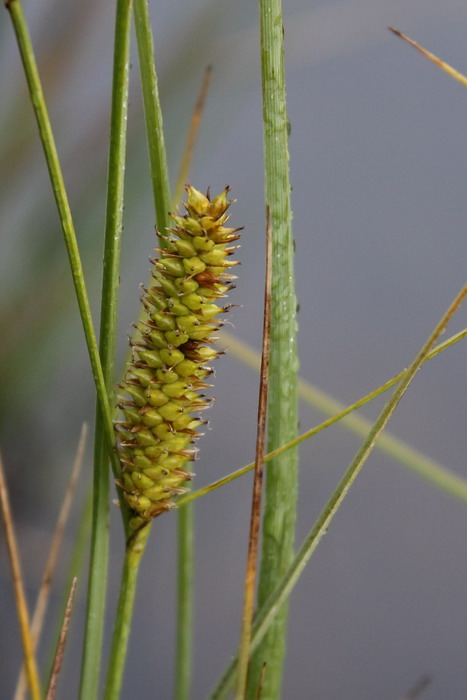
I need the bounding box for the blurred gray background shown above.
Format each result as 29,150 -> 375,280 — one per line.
2,0 -> 467,697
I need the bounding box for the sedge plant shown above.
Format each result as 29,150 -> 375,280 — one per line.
4,1 -> 467,699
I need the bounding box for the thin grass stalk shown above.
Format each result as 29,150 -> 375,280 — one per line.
104,525 -> 151,700
247,0 -> 299,695
389,27 -> 467,87
15,424 -> 87,700
45,578 -> 78,700
399,675 -> 432,700
4,0 -> 119,479
210,284 -> 467,699
0,454 -> 42,700
133,0 -> 171,234
79,0 -> 132,696
174,504 -> 194,700
180,328 -> 467,511
235,209 -> 272,698
173,65 -> 213,205
219,329 -> 467,501
45,489 -> 93,686
179,329 -> 467,505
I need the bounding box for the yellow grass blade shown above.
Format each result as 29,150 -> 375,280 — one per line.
389,27 -> 467,88
0,453 -> 42,700
15,425 -> 87,700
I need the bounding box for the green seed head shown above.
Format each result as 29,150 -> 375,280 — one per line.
116,186 -> 240,527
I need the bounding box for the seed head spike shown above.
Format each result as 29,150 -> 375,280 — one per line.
115,186 -> 241,528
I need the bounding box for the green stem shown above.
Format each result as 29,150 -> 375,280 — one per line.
4,0 -> 119,479
104,525 -> 151,700
175,502 -> 194,700
247,0 -> 298,696
181,329 -> 467,506
79,0 -> 132,697
210,285 -> 467,699
133,0 -> 171,234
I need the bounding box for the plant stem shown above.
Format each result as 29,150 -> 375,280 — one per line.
104,525 -> 151,700
15,424 -> 87,700
217,329 -> 467,503
44,489 -> 93,688
133,0 -> 171,234
46,578 -> 77,700
389,27 -> 467,88
4,0 -> 119,477
0,455 -> 42,700
247,0 -> 298,696
173,65 -> 213,205
174,503 -> 194,700
235,209 -> 272,699
179,333 -> 467,505
210,284 -> 467,699
79,0 -> 132,696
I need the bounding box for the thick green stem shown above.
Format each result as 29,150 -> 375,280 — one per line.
79,0 -> 132,697
104,525 -> 151,700
174,502 -> 194,700
247,0 -> 298,696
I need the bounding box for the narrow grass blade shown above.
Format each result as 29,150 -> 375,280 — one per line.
389,27 -> 467,88
133,0 -> 171,234
214,329 -> 467,502
210,284 -> 467,699
79,0 -> 132,696
236,209 -> 272,698
174,504 -> 194,700
173,65 -> 213,205
45,578 -> 78,700
4,0 -> 118,476
248,0 -> 299,694
0,453 -> 42,700
14,424 -> 87,700
180,327 -> 467,510
103,524 -> 151,700
399,675 -> 432,700
45,489 -> 93,686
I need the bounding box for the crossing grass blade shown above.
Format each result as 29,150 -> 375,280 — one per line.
210,284 -> 467,699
